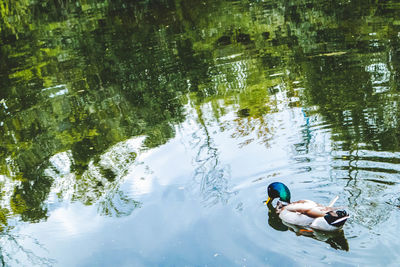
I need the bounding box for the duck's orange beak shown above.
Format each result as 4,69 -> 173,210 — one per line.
264,197 -> 271,205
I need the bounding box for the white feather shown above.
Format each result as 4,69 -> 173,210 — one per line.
310,217 -> 338,231
328,195 -> 339,207
279,209 -> 314,226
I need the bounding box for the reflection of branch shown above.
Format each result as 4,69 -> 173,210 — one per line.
298,108 -> 312,154
0,252 -> 5,267
345,145 -> 361,207
97,189 -> 141,217
226,116 -> 273,148
0,231 -> 56,266
340,145 -> 392,228
95,161 -> 141,217
192,106 -> 231,205
74,163 -> 141,217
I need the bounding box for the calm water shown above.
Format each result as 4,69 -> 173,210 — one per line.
1,0 -> 400,266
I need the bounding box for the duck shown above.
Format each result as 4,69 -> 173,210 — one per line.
265,182 -> 349,231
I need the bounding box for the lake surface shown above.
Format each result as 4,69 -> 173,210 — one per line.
1,0 -> 400,266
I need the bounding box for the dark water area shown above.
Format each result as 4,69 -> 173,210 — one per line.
1,0 -> 400,265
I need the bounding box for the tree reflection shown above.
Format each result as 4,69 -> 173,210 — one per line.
0,0 -> 192,236
299,46 -> 400,227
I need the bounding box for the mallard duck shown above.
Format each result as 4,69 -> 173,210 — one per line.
265,182 -> 349,231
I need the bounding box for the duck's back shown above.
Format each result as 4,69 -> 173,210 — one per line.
278,200 -> 334,227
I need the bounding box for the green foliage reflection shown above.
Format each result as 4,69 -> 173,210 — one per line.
1,1 -> 400,259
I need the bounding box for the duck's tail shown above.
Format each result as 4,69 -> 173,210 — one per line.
328,195 -> 339,207
328,210 -> 349,227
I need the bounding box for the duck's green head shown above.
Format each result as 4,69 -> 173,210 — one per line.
266,182 -> 291,204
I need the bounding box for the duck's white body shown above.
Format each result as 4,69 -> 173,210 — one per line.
279,208 -> 315,226
276,199 -> 347,231
310,217 -> 339,231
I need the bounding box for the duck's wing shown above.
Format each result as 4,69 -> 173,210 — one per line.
284,200 -> 335,218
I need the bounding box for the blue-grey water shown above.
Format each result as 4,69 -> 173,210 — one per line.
1,0 -> 400,266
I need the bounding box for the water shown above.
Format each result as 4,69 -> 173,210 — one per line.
1,0 -> 400,265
